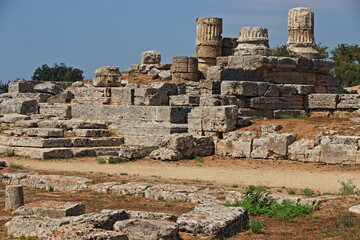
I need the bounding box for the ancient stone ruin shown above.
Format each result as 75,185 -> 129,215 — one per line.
0,7 -> 359,165
0,7 -> 360,238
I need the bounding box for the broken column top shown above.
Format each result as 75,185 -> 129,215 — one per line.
196,17 -> 223,46
287,7 -> 318,59
234,27 -> 271,56
238,27 -> 269,46
92,66 -> 122,87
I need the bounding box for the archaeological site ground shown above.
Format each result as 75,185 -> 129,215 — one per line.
0,7 -> 360,240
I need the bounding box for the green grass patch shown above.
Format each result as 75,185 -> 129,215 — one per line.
224,185 -> 313,220
9,161 -> 24,169
301,188 -> 315,197
249,219 -> 265,234
193,155 -> 204,162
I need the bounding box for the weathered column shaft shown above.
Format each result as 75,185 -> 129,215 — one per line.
5,185 -> 24,211
234,27 -> 271,56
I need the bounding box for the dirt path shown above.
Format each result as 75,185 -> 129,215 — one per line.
7,157 -> 360,193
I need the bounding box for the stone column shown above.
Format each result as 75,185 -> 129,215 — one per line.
5,185 -> 24,211
171,57 -> 199,82
195,17 -> 222,78
234,27 -> 271,56
287,7 -> 319,59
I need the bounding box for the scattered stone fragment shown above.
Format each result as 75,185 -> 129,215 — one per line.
349,205 -> 360,214
176,203 -> 248,239
34,82 -> 62,95
13,201 -> 85,218
260,124 -> 283,132
5,185 -> 24,211
141,50 -> 161,64
113,219 -> 179,240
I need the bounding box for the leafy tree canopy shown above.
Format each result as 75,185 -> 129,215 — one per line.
31,63 -> 84,82
0,80 -> 8,94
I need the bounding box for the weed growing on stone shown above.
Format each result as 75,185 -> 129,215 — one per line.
249,219 -> 265,234
193,155 -> 204,162
4,148 -> 15,157
225,185 -> 313,220
339,179 -> 359,195
287,188 -> 296,195
9,161 -> 23,169
157,196 -> 165,201
120,172 -> 128,176
108,157 -> 120,164
301,188 -> 315,197
97,158 -> 106,164
231,184 -> 240,188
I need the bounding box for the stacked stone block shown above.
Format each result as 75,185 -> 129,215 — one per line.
171,57 -> 199,82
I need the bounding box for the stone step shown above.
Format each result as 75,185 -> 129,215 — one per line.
0,146 -> 123,159
4,128 -> 64,138
109,122 -> 188,137
0,136 -> 124,148
73,129 -> 113,137
37,119 -> 107,129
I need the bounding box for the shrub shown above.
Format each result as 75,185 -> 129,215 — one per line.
224,185 -> 313,220
249,219 -> 265,234
287,188 -> 296,195
339,179 -> 359,195
301,188 -> 315,197
108,157 -> 120,164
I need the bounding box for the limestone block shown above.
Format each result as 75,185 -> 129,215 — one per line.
158,70 -> 172,81
39,104 -> 71,118
126,211 -> 177,222
111,87 -> 135,105
172,57 -> 198,73
221,81 -> 269,97
141,50 -> 161,64
199,95 -> 241,107
337,94 -> 360,109
349,205 -> 360,214
0,136 -> 72,148
109,122 -> 187,137
279,84 -> 315,96
109,182 -> 153,197
172,72 -> 198,82
147,68 -> 160,79
312,59 -> 334,73
69,86 -> 110,99
34,82 -> 62,95
248,96 -> 304,110
71,137 -> 124,147
8,80 -> 37,94
0,114 -> 30,123
128,64 -> 141,72
19,174 -> 91,190
238,108 -> 274,119
113,219 -> 179,240
169,95 -> 199,106
144,184 -> 198,202
73,129 -> 112,138
149,134 -> 214,161
188,106 -> 238,134
93,66 -> 122,87
38,119 -> 106,129
251,138 -> 269,158
196,45 -> 222,58
118,145 -> 158,160
47,91 -> 74,104
0,99 -> 38,115
13,201 -> 85,218
288,139 -> 321,162
260,124 -> 283,132
51,224 -> 129,240
5,185 -> 24,211
15,93 -> 52,103
262,132 -> 297,158
26,128 -> 64,138
199,79 -> 221,95
216,138 -> 252,158
273,110 -> 307,119
177,203 -> 248,239
5,215 -> 68,238
308,94 -> 338,109
320,143 -> 358,164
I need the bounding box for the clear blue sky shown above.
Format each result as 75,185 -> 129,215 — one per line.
0,0 -> 359,82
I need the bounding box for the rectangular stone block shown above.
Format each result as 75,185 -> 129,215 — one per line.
26,128 -> 64,138
337,94 -> 360,109
238,108 -> 274,119
109,122 -> 188,137
39,104 -> 71,118
0,99 -> 38,115
16,93 -> 52,103
221,81 -> 271,97
307,94 -> 338,109
199,80 -> 221,95
169,95 -> 199,106
188,106 -> 238,134
279,84 -> 315,96
248,96 -> 304,110
8,80 -> 38,94
0,136 -> 72,148
13,201 -> 85,218
13,147 -> 73,159
73,129 -> 112,137
172,57 -> 198,73
172,73 -> 198,82
71,137 -> 124,147
111,87 -> 134,105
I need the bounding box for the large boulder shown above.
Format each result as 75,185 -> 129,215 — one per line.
141,50 -> 161,64
92,66 -> 122,87
176,203 -> 248,239
113,219 -> 179,240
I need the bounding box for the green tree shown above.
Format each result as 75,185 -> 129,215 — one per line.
31,63 -> 84,82
271,43 -> 329,59
0,80 -> 8,94
331,44 -> 360,87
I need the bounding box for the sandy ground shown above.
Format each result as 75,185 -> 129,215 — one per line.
7,157 -> 360,193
